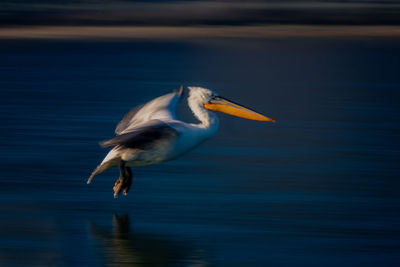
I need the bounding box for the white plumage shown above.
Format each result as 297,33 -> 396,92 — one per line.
87,86 -> 274,198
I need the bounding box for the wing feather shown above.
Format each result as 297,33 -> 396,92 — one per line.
115,104 -> 144,135
102,121 -> 178,150
115,87 -> 183,135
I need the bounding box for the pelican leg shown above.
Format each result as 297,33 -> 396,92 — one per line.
113,161 -> 126,198
123,167 -> 133,196
113,161 -> 134,198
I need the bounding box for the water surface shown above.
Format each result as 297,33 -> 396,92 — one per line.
0,38 -> 399,266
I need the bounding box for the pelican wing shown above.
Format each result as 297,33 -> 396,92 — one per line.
115,104 -> 144,135
102,121 -> 178,150
115,87 -> 183,135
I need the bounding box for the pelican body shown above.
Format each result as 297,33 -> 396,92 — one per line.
88,86 -> 275,198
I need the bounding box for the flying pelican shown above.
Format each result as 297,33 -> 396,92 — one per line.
87,86 -> 275,198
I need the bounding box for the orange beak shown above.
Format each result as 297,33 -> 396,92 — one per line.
204,96 -> 275,122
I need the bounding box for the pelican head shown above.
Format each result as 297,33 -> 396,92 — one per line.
188,87 -> 275,122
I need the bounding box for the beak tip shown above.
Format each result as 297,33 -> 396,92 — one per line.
262,117 -> 275,123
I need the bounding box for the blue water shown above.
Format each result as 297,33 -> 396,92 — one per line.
0,38 -> 399,266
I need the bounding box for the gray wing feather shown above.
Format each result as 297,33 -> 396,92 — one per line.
101,121 -> 178,150
115,88 -> 183,135
115,104 -> 144,135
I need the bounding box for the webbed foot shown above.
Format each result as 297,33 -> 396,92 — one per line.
113,162 -> 133,198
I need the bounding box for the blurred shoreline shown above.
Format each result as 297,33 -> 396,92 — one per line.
2,25 -> 400,40
3,1 -> 400,27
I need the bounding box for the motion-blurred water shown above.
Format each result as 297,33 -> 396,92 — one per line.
0,38 -> 399,266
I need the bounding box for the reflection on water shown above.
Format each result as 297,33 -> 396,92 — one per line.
88,214 -> 209,267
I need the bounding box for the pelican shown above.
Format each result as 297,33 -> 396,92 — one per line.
87,86 -> 275,198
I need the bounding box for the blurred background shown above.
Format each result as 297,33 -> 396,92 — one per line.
0,1 -> 400,266
2,0 -> 400,26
